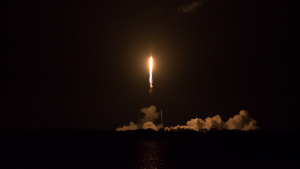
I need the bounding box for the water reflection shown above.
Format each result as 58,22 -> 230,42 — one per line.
137,141 -> 165,169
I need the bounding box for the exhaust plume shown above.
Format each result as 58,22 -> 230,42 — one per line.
117,106 -> 258,131
149,56 -> 153,94
116,122 -> 138,131
165,110 -> 258,131
225,110 -> 258,130
116,105 -> 164,131
143,122 -> 159,131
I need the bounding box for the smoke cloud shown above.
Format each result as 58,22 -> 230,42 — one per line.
165,110 -> 258,131
225,110 -> 259,130
116,122 -> 138,131
143,122 -> 159,131
117,106 -> 258,131
178,1 -> 203,13
116,105 -> 164,131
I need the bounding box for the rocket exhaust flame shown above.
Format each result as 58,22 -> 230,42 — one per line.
149,56 -> 153,93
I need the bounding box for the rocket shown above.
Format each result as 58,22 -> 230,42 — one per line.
149,56 -> 153,95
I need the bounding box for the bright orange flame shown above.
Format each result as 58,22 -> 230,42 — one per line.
149,56 -> 153,88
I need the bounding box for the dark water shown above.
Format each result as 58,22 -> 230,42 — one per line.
137,141 -> 165,169
0,130 -> 298,169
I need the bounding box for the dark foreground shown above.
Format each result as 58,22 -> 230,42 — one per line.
0,129 -> 298,169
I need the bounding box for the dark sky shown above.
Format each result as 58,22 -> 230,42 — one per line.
3,0 -> 298,130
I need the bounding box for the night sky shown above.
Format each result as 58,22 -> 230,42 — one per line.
3,0 -> 298,130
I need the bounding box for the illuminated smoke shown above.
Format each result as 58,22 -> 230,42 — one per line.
117,106 -> 258,131
116,122 -> 138,131
116,105 -> 163,131
143,122 -> 158,131
225,110 -> 258,130
141,106 -> 158,124
165,110 -> 258,131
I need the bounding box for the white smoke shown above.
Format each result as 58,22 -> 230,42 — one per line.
143,122 -> 159,131
116,122 -> 138,131
116,105 -> 164,131
225,110 -> 258,130
117,106 -> 258,131
165,110 -> 258,131
140,106 -> 159,124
